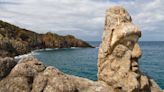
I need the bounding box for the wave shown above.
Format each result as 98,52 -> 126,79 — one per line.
35,47 -> 81,51
45,48 -> 55,51
14,47 -> 94,60
14,51 -> 39,60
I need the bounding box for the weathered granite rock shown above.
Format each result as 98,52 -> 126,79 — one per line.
32,66 -> 113,92
0,56 -> 46,92
98,6 -> 163,92
0,56 -> 113,92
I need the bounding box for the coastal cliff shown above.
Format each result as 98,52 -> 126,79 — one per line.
0,6 -> 163,92
0,20 -> 92,57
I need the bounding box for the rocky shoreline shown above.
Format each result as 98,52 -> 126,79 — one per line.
0,6 -> 163,92
0,20 -> 93,57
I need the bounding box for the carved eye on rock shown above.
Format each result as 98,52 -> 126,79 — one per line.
112,44 -> 127,58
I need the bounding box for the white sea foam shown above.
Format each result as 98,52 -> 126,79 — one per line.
34,49 -> 45,52
14,51 -> 39,60
14,47 -> 82,60
45,48 -> 58,51
14,53 -> 32,60
70,47 -> 82,49
33,48 -> 59,52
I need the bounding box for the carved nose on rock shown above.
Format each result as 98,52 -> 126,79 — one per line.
131,43 -> 142,59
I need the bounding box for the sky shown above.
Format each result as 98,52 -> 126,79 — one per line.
0,0 -> 164,41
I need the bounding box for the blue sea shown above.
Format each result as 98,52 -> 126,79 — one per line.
34,41 -> 164,89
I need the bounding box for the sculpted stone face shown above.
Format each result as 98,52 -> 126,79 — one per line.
97,6 -> 159,92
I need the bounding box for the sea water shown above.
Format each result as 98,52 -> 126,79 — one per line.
34,41 -> 164,89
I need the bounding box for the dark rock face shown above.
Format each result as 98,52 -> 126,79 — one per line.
0,57 -> 17,79
0,20 -> 93,57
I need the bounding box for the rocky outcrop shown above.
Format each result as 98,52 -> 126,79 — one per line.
0,6 -> 163,92
0,56 -> 113,92
0,20 -> 93,57
98,6 -> 163,92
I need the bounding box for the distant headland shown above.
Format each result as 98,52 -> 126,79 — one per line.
0,20 -> 93,57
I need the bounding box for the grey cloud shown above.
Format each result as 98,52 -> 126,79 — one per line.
0,1 -> 20,5
0,0 -> 163,41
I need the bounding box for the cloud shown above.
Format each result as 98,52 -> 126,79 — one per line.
0,0 -> 163,41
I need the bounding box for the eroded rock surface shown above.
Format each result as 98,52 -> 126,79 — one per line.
0,56 -> 112,92
98,6 -> 163,92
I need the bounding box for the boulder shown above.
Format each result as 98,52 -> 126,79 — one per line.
0,56 -> 112,92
